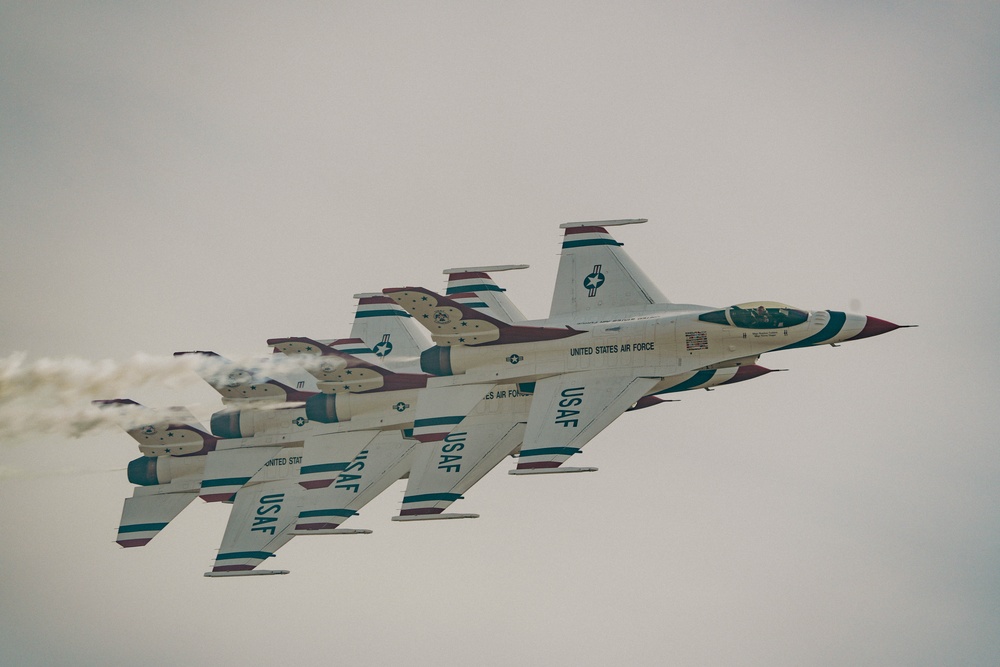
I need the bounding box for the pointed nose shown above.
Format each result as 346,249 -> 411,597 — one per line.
726,364 -> 774,383
848,316 -> 902,341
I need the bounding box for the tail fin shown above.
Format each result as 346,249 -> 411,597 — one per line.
93,398 -> 216,457
173,351 -> 316,404
549,219 -> 669,319
349,293 -> 430,370
443,265 -> 528,323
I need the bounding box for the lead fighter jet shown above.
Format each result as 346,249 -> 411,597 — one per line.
385,219 -> 907,474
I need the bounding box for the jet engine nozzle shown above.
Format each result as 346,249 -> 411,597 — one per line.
420,346 -> 453,376
126,455 -> 205,486
127,456 -> 159,486
305,393 -> 351,423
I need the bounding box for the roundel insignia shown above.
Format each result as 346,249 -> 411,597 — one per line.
393,401 -> 410,412
373,340 -> 393,357
433,310 -> 451,324
583,271 -> 605,296
293,416 -> 307,427
506,353 -> 523,365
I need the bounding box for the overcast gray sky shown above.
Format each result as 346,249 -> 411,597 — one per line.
2,2 -> 998,665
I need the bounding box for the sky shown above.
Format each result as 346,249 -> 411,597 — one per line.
1,2 -> 998,665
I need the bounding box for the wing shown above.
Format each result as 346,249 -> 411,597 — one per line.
116,487 -> 199,547
397,423 -> 523,519
549,219 -> 669,319
443,265 -> 529,323
199,445 -> 285,502
205,480 -> 301,576
297,429 -> 383,489
383,287 -> 582,347
387,383 -> 504,520
512,369 -> 662,473
294,430 -> 417,533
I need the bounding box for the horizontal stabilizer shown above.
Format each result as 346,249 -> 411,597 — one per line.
173,351 -> 315,403
204,569 -> 290,578
94,399 -> 216,457
383,287 -> 583,347
117,489 -> 199,547
267,337 -> 428,393
508,467 -> 598,475
391,513 -> 480,522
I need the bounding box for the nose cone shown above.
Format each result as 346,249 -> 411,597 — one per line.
848,316 -> 902,341
726,364 -> 774,384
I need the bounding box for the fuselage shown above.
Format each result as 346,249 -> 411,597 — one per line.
419,301 -> 892,385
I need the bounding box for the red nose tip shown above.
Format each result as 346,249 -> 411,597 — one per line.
850,316 -> 901,341
726,364 -> 774,384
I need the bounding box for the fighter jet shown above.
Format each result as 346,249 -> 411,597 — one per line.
106,245 -> 858,575
384,219 -> 907,474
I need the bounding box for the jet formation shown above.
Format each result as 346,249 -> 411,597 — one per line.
99,219 -> 908,576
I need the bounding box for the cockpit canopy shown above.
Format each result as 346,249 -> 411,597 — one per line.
698,302 -> 809,329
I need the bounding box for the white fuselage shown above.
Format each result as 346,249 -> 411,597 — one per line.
429,304 -> 868,386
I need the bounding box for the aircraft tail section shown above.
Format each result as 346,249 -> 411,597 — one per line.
267,336 -> 429,393
549,219 -> 669,319
173,351 -> 316,404
443,265 -> 528,323
383,287 -> 583,348
350,293 -> 430,370
93,398 -> 217,457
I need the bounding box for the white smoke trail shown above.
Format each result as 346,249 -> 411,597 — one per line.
0,352 -> 320,442
0,465 -> 126,481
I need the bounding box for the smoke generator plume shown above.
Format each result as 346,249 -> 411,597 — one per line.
0,352 -> 316,441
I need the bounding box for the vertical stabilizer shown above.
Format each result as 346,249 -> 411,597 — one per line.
444,265 -> 529,323
350,293 -> 431,371
548,219 -> 669,319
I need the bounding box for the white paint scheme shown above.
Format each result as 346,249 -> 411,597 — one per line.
387,220 -> 902,473
294,431 -> 417,532
443,264 -> 529,323
109,221 -> 900,574
350,292 -> 430,372
549,219 -> 669,320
